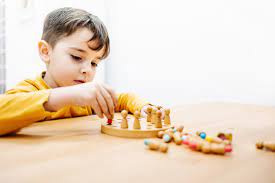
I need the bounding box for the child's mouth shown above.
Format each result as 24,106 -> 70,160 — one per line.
74,80 -> 85,84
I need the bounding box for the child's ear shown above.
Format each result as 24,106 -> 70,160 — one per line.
38,40 -> 52,64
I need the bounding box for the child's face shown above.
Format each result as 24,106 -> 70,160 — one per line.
43,28 -> 106,88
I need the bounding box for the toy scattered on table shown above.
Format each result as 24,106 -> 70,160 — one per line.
256,141 -> 275,152
196,131 -> 206,139
101,108 -> 172,138
217,132 -> 232,142
183,135 -> 232,155
156,127 -> 233,156
144,139 -> 168,153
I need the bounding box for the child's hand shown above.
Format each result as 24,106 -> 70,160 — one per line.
141,105 -> 165,119
45,82 -> 118,119
71,82 -> 118,119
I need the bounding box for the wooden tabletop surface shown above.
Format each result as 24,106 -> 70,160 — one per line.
0,102 -> 274,183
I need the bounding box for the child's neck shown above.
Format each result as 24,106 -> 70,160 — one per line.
43,72 -> 59,88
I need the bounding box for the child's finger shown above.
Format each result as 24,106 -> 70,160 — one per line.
98,85 -> 115,117
91,99 -> 103,118
96,90 -> 112,119
102,84 -> 118,109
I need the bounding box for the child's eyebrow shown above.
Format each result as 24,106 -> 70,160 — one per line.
69,47 -> 103,60
69,47 -> 86,53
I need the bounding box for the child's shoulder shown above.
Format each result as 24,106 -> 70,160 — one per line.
5,72 -> 49,94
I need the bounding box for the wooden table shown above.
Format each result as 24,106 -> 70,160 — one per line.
0,103 -> 274,183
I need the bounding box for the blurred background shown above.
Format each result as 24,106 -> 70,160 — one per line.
1,0 -> 275,107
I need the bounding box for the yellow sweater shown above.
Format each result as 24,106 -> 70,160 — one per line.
0,72 -> 148,135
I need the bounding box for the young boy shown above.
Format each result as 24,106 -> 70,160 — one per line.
0,7 -> 162,136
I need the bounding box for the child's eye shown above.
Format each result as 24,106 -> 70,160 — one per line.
70,55 -> 82,61
91,62 -> 98,67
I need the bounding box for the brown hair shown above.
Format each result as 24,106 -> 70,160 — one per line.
42,7 -> 109,59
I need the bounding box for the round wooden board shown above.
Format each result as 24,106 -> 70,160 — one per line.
101,116 -> 171,138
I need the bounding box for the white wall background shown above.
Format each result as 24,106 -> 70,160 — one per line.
5,0 -> 275,107
105,0 -> 275,107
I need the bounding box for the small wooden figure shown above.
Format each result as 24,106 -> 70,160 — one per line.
176,125 -> 184,133
158,131 -> 165,138
133,111 -> 141,129
144,139 -> 168,153
163,134 -> 172,143
210,143 -> 226,155
155,110 -> 162,128
201,142 -> 211,154
164,129 -> 174,137
173,132 -> 182,145
164,108 -> 171,125
120,110 -> 128,129
146,106 -> 152,122
156,105 -> 162,110
211,137 -> 223,144
256,141 -> 275,152
144,139 -> 159,150
159,143 -> 168,153
151,108 -> 157,124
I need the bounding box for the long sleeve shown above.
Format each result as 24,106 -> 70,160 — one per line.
117,93 -> 150,114
4,76 -> 92,123
0,90 -> 51,135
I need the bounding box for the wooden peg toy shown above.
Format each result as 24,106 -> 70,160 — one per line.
144,139 -> 169,153
144,139 -> 159,150
146,106 -> 152,122
159,143 -> 169,153
164,108 -> 171,125
173,132 -> 182,145
164,129 -> 174,137
157,131 -> 165,138
151,108 -> 157,124
181,135 -> 189,145
101,109 -> 171,138
209,143 -> 226,155
217,132 -> 233,142
201,142 -> 211,154
155,110 -> 162,128
156,105 -> 162,110
176,125 -> 184,133
163,134 -> 172,143
256,141 -> 275,152
133,111 -> 141,129
120,110 -> 128,129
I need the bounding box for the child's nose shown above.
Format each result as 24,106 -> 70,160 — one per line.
80,62 -> 94,75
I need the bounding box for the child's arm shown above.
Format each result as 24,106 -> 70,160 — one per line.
0,90 -> 50,135
44,82 -> 118,119
116,93 -> 150,114
0,82 -> 117,136
116,93 -> 165,118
